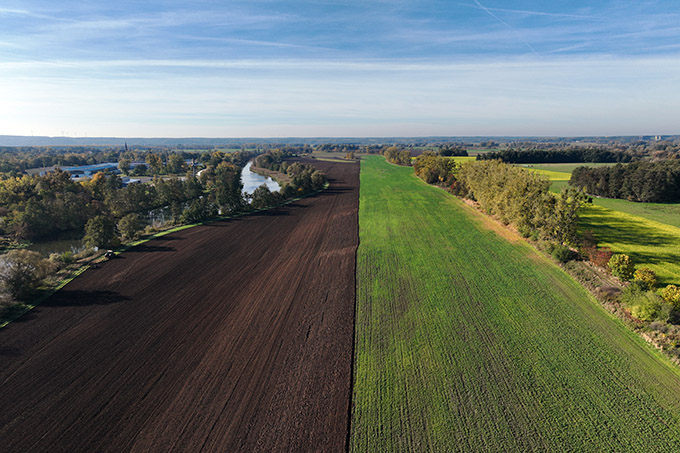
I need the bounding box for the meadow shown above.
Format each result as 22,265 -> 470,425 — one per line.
524,166 -> 680,228
352,155 -> 680,451
579,205 -> 680,285
521,165 -> 680,284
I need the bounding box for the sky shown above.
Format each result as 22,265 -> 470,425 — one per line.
1,0 -> 679,138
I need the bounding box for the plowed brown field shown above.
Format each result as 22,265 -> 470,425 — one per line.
0,159 -> 358,452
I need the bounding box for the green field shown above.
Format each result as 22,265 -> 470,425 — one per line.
579,205 -> 680,285
589,198 -> 680,230
527,162 -> 617,173
351,155 -> 680,451
525,166 -> 680,229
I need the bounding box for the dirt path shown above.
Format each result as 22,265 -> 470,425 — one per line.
0,159 -> 359,452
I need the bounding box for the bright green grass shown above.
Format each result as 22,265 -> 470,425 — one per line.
524,166 -> 680,228
528,162 -> 618,173
524,167 -> 680,283
453,155 -> 476,164
352,155 -> 680,452
522,166 -> 571,182
591,198 -> 680,229
579,204 -> 680,285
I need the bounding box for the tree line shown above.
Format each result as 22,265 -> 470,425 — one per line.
477,148 -> 634,164
253,150 -> 328,202
412,152 -> 458,186
410,154 -> 590,247
570,160 -> 680,203
0,146 -> 267,176
383,146 -> 412,165
0,150 -> 266,244
456,160 -> 590,246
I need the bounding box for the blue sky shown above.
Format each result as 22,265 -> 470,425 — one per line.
1,1 -> 679,137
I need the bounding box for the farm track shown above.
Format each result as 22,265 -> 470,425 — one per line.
0,159 -> 359,452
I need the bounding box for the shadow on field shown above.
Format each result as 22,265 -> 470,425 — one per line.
253,209 -> 293,217
584,209 -> 676,244
154,236 -> 186,241
43,289 -> 130,307
125,244 -> 176,253
325,187 -> 352,195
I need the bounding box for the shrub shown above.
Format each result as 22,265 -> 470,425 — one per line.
0,301 -> 30,321
0,249 -> 54,300
551,245 -> 575,263
621,286 -> 668,322
627,280 -> 647,293
588,246 -> 614,268
633,267 -> 658,290
517,225 -> 531,238
61,251 -> 76,264
662,285 -> 680,309
608,254 -> 635,281
541,242 -> 575,263
180,198 -> 217,224
594,285 -> 622,303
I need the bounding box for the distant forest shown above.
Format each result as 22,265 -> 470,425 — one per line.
570,161 -> 680,203
477,148 -> 634,164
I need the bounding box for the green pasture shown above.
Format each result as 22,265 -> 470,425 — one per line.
579,204 -> 680,285
592,198 -> 680,229
352,155 -> 680,451
451,155 -> 476,164
527,162 -> 618,173
524,166 -> 680,229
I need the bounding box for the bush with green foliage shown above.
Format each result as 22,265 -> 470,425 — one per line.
551,244 -> 576,263
633,267 -> 658,291
541,241 -> 576,263
661,285 -> 680,309
608,254 -> 635,281
60,251 -> 76,264
0,249 -> 54,300
413,152 -> 458,185
621,284 -> 670,322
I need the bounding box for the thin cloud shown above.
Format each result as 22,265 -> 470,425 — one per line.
459,3 -> 599,20
472,0 -> 539,55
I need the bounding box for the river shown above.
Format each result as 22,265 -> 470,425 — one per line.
241,161 -> 281,195
26,163 -> 279,256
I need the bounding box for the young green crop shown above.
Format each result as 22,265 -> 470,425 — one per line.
352,155 -> 680,452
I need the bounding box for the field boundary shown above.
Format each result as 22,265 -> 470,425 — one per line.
345,179 -> 360,453
0,183 -> 329,330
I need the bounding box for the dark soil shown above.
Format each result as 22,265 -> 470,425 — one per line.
0,159 -> 359,453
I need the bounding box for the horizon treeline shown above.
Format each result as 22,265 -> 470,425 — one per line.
477,148 -> 635,164
570,160 -> 680,203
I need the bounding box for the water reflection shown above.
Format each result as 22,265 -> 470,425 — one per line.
241,161 -> 281,194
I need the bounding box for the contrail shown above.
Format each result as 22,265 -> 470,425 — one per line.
472,0 -> 539,56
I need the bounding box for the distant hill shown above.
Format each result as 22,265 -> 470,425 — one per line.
0,134 -> 677,147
